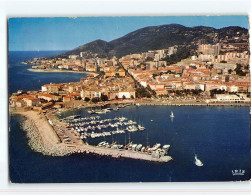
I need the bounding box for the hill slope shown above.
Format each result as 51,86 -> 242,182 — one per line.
57,24 -> 248,58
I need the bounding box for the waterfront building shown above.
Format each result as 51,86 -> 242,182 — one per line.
216,94 -> 242,102
63,95 -> 73,102
80,89 -> 102,100
117,90 -> 136,99
24,97 -> 40,107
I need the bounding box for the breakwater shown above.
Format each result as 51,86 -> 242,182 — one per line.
21,116 -> 74,156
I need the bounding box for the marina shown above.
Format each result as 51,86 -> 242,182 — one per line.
51,111 -> 173,161
62,113 -> 144,139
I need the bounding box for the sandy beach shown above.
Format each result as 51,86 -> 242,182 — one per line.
27,68 -> 99,76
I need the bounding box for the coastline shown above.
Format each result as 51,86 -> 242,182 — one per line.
27,68 -> 99,76
60,100 -> 250,111
134,101 -> 251,107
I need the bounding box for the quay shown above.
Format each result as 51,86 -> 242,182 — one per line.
75,145 -> 172,163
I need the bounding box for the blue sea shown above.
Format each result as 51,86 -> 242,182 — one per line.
9,51 -> 251,183
8,51 -> 86,95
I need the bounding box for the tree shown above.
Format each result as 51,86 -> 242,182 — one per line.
191,89 -> 200,95
136,87 -> 151,98
84,97 -> 90,102
228,69 -> 233,74
163,47 -> 191,65
91,97 -> 100,103
101,94 -> 108,101
176,90 -> 181,96
210,89 -> 218,97
235,64 -> 246,76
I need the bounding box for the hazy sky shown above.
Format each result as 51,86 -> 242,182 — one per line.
8,16 -> 249,51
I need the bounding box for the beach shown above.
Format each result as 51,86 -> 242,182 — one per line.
27,68 -> 99,76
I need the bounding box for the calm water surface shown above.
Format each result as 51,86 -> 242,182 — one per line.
9,51 -> 251,182
8,51 -> 86,95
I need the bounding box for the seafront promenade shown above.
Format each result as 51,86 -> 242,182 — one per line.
11,109 -> 172,162
135,101 -> 251,107
61,99 -> 251,111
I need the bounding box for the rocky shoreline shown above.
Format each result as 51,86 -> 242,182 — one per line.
17,111 -> 76,156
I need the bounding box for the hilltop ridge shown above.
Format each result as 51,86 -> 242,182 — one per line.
57,24 -> 249,58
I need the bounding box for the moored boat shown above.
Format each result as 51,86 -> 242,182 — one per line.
88,110 -> 96,114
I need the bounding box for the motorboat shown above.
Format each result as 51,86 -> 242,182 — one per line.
88,110 -> 95,114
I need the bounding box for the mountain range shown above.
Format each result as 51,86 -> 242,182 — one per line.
56,24 -> 248,58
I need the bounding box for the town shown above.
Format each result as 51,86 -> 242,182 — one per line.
11,37 -> 250,110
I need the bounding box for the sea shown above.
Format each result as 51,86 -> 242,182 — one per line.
8,51 -> 251,183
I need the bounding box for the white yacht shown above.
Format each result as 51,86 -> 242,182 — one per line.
195,154 -> 203,167
96,110 -> 107,114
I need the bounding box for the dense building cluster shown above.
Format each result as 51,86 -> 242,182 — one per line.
119,40 -> 250,100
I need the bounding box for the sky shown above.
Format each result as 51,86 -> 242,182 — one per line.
8,16 -> 249,51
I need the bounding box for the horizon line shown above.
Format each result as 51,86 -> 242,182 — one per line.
9,50 -> 69,52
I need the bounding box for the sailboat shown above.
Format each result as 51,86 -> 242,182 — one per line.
138,124 -> 145,131
138,120 -> 145,131
170,111 -> 174,118
194,154 -> 203,167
